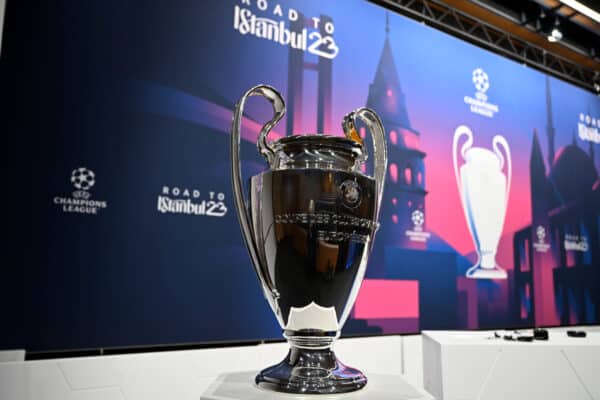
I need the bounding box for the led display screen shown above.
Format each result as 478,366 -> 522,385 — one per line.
4,0 -> 599,352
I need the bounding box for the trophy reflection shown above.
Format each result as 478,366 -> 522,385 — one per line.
452,125 -> 511,279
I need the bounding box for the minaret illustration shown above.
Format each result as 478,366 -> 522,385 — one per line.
545,77 -> 556,169
366,13 -> 427,249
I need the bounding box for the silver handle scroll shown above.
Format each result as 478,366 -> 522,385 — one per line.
231,84 -> 285,300
492,135 -> 512,211
342,108 -> 388,229
452,125 -> 473,214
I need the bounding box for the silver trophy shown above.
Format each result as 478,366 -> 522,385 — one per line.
231,85 -> 387,394
452,125 -> 512,279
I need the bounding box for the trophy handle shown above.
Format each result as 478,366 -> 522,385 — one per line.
452,125 -> 474,198
342,108 -> 388,223
233,84 -> 286,166
492,135 -> 512,211
231,84 -> 285,299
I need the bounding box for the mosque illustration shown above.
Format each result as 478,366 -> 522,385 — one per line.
513,77 -> 600,328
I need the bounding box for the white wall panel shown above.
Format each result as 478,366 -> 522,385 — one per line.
402,334 -> 424,388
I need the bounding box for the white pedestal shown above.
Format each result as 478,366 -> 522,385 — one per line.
200,371 -> 433,400
423,330 -> 600,400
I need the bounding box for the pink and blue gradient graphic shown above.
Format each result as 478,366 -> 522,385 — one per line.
8,0 -> 597,353
126,0 -> 600,337
15,0 -> 600,353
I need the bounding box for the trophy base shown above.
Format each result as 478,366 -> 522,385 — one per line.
466,264 -> 507,279
255,346 -> 367,394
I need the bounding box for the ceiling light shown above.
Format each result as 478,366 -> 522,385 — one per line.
558,0 -> 600,24
547,27 -> 563,42
546,18 -> 562,42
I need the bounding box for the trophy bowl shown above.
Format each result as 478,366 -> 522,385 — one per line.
230,85 -> 387,394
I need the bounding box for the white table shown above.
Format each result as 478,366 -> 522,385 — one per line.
423,330 -> 600,400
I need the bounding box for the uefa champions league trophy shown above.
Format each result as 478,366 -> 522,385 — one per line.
231,85 -> 387,394
452,125 -> 511,280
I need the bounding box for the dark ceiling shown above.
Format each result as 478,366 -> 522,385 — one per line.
373,0 -> 600,93
477,0 -> 600,59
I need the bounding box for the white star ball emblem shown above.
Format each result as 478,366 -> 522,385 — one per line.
472,68 -> 490,93
71,167 -> 96,191
536,226 -> 546,242
411,210 -> 425,228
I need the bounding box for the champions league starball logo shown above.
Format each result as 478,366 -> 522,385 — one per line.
536,225 -> 546,242
464,67 -> 499,118
405,209 -> 430,242
533,225 -> 550,253
54,167 -> 107,214
340,180 -> 361,208
411,209 -> 424,228
71,167 -> 95,198
472,68 -> 489,94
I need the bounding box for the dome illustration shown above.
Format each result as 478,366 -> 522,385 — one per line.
549,144 -> 598,205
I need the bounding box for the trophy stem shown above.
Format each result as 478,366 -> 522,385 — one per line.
283,329 -> 338,350
255,335 -> 367,394
466,252 -> 507,279
480,252 -> 496,269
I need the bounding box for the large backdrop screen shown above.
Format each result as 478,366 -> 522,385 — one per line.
6,0 -> 600,352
